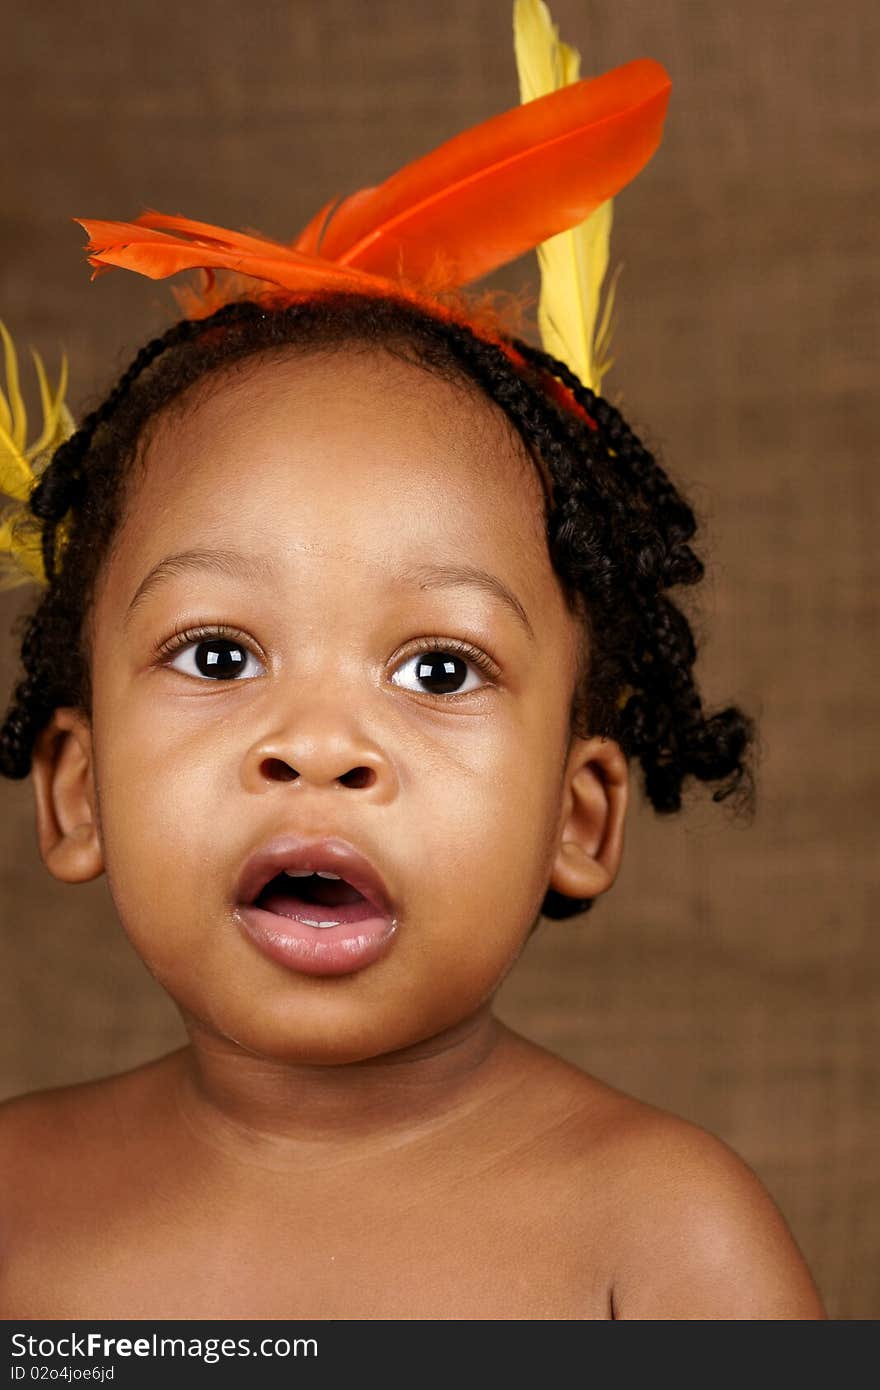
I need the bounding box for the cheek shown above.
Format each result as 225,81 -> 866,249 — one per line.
405,702 -> 563,891
98,725 -> 212,852
405,736 -> 563,993
92,709 -> 230,968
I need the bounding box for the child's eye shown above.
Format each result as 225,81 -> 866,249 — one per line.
390,641 -> 497,698
158,627 -> 265,682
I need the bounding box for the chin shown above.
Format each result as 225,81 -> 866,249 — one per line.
176,996 -> 454,1067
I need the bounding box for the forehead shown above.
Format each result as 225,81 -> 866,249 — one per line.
100,345 -> 562,623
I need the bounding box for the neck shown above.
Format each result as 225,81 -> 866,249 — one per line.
170,1005 -> 518,1170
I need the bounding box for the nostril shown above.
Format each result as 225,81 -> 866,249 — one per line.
339,766 -> 374,789
262,759 -> 299,783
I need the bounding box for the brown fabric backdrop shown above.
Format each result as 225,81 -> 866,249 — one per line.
1,0 -> 876,1319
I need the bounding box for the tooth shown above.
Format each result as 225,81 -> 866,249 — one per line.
316,870 -> 341,880
298,917 -> 342,929
283,869 -> 313,877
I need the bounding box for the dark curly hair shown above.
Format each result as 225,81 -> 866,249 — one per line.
0,291 -> 756,919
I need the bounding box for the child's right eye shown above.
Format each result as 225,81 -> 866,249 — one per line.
159,627 -> 266,682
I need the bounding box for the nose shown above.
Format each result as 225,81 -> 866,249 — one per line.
240,691 -> 396,801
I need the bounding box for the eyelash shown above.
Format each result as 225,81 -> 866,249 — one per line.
153,624 -> 500,691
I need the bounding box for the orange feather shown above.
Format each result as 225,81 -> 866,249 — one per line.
131,210 -> 295,257
73,217 -> 389,294
76,56 -> 669,301
291,58 -> 671,287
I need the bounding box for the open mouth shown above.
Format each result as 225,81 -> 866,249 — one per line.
236,840 -> 399,975
254,870 -> 377,928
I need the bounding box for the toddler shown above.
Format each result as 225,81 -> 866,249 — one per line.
0,0 -> 824,1319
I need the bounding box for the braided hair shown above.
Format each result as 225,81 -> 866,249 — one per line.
0,292 -> 755,919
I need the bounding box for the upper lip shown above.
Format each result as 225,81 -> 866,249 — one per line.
235,835 -> 396,920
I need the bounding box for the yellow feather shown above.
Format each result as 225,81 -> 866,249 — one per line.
0,419 -> 34,504
0,321 -> 37,501
512,0 -> 620,394
0,511 -> 47,590
28,347 -> 65,460
0,368 -> 9,438
0,319 -> 28,449
0,320 -> 76,589
31,352 -> 73,465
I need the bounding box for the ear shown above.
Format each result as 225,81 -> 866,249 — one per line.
29,706 -> 104,885
547,734 -> 629,902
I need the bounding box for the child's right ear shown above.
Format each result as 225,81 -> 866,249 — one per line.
29,707 -> 104,884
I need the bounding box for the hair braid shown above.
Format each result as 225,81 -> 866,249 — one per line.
515,342 -> 705,589
512,341 -> 755,818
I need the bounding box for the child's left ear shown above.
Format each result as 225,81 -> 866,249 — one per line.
547,735 -> 629,902
30,707 -> 104,885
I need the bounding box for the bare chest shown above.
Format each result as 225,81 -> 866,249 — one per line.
2,1174 -> 612,1320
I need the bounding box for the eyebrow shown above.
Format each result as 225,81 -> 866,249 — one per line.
123,547 -> 534,639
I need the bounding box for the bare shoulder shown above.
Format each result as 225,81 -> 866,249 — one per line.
495,1030 -> 825,1319
0,1076 -> 106,1174
0,1051 -> 176,1139
578,1081 -> 826,1320
0,1051 -> 184,1217
0,1078 -> 110,1278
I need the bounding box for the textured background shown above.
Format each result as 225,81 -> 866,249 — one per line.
0,0 -> 876,1319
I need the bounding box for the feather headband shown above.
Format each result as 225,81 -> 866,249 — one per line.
0,0 -> 671,591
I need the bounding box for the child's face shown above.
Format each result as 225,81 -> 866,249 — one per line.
54,345 -> 622,1064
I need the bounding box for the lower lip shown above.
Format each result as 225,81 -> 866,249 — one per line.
236,903 -> 398,977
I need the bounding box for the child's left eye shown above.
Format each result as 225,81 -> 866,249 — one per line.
390,644 -> 494,697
